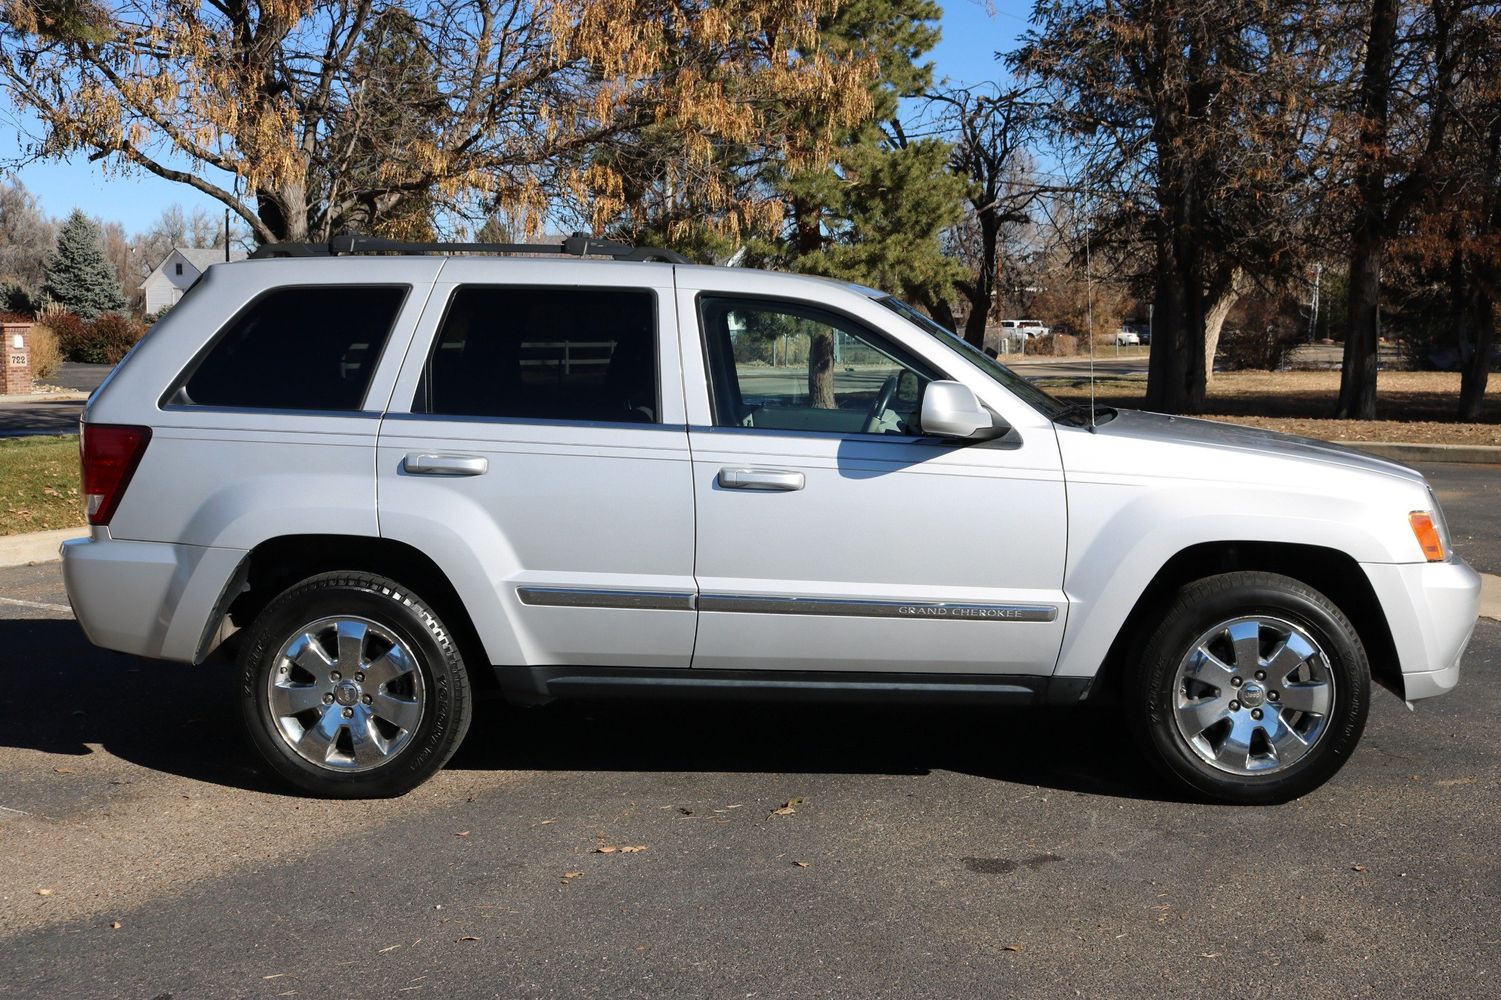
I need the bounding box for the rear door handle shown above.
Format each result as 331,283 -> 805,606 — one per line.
404,453 -> 489,477
717,468 -> 805,492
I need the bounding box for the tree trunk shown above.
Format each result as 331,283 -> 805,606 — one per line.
1145,163 -> 1208,414
1459,285 -> 1495,421
1202,268 -> 1246,383
791,195 -> 837,407
963,211 -> 999,349
929,298 -> 959,335
1337,241 -> 1382,418
1336,0 -> 1397,420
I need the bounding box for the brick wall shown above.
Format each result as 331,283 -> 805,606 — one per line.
2,322 -> 33,395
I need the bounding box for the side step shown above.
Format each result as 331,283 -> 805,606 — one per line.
495,665 -> 1094,708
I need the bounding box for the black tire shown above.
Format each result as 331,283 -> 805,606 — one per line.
239,571 -> 472,798
1126,571 -> 1369,804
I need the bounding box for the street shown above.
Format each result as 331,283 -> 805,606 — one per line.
1,464 -> 1498,998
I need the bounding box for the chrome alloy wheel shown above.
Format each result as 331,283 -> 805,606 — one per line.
267,616 -> 426,772
1172,616 -> 1335,775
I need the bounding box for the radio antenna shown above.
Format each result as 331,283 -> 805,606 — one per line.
1084,192 -> 1097,432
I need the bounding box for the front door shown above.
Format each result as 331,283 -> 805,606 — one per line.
681,288 -> 1068,675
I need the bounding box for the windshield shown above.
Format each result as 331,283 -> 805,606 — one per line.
874,295 -> 1070,419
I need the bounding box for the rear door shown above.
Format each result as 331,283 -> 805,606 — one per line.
377,259 -> 697,670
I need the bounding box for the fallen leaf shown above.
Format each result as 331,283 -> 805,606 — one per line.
678,808 -> 693,816
1003,944 -> 1025,952
109,921 -> 121,930
379,945 -> 401,953
561,871 -> 584,882
593,844 -> 647,854
454,831 -> 469,837
1351,864 -> 1367,872
770,797 -> 805,817
539,819 -> 557,825
792,861 -> 810,868
35,889 -> 52,897
53,768 -> 73,775
456,935 -> 480,942
595,845 -> 617,854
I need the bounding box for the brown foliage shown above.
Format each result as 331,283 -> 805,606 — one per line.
84,313 -> 147,365
26,324 -> 63,380
0,0 -> 874,244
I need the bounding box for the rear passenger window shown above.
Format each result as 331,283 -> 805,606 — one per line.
418,286 -> 657,423
175,286 -> 407,410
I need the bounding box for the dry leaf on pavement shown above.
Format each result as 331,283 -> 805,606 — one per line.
770,797 -> 806,817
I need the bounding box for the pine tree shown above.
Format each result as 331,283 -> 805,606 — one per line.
777,0 -> 964,314
43,210 -> 125,320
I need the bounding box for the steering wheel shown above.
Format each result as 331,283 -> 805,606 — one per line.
864,374 -> 902,434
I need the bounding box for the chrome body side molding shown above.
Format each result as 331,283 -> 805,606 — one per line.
517,586 -> 1058,623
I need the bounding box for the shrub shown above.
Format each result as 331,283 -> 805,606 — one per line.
0,281 -> 37,317
84,312 -> 147,365
39,310 -> 88,361
27,324 -> 63,381
1028,332 -> 1079,356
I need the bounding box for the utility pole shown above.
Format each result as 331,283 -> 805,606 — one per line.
224,208 -> 231,261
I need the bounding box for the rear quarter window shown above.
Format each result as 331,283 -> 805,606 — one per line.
167,285 -> 408,410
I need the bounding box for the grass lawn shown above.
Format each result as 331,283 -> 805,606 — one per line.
1037,370 -> 1501,445
0,435 -> 84,536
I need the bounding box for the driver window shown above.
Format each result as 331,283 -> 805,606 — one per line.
700,296 -> 936,435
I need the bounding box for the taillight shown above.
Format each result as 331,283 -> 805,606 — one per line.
80,424 -> 152,526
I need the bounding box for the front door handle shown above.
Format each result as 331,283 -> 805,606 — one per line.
404,453 -> 489,477
718,468 -> 805,491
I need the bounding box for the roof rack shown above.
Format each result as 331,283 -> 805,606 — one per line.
249,231 -> 690,264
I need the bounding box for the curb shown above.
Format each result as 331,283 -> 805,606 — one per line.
1339,441 -> 1501,466
0,527 -> 87,569
0,390 -> 89,404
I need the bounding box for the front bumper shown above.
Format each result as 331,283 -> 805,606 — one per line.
61,531 -> 246,663
1361,557 -> 1481,701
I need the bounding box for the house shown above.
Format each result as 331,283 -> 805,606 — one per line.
141,247 -> 248,315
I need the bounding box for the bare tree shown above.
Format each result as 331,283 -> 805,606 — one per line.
927,84 -> 1042,346
0,175 -> 54,293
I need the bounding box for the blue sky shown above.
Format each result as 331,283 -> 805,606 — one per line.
0,0 -> 1032,234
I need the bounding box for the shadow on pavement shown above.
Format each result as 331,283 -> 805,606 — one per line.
0,617 -> 280,793
452,695 -> 1188,803
0,616 -> 1184,802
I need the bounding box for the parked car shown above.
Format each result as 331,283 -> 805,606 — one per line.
63,236 -> 1479,803
1000,319 -> 1051,339
1114,329 -> 1141,346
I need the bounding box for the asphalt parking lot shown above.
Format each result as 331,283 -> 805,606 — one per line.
2,464 -> 1498,999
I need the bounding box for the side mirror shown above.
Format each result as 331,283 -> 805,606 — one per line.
920,380 -> 1009,441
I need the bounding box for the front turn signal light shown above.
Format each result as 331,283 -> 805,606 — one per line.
1409,512 -> 1446,562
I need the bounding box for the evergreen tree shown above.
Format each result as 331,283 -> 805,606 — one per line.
774,0 -> 964,313
43,210 -> 125,319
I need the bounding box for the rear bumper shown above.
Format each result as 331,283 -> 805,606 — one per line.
1362,558 -> 1481,701
61,532 -> 246,663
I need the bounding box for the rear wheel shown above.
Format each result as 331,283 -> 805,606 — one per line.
239,571 -> 472,798
1127,571 -> 1369,804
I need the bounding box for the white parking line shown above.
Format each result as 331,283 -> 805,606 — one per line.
0,596 -> 73,614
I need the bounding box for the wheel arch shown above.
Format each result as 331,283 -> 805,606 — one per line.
212,533 -> 497,694
1090,541 -> 1400,702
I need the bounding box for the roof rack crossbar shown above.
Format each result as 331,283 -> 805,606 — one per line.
249,231 -> 689,264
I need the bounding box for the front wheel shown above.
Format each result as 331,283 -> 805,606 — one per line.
1127,571 -> 1370,804
239,571 -> 472,798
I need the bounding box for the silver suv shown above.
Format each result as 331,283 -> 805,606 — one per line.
62,236 -> 1480,803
